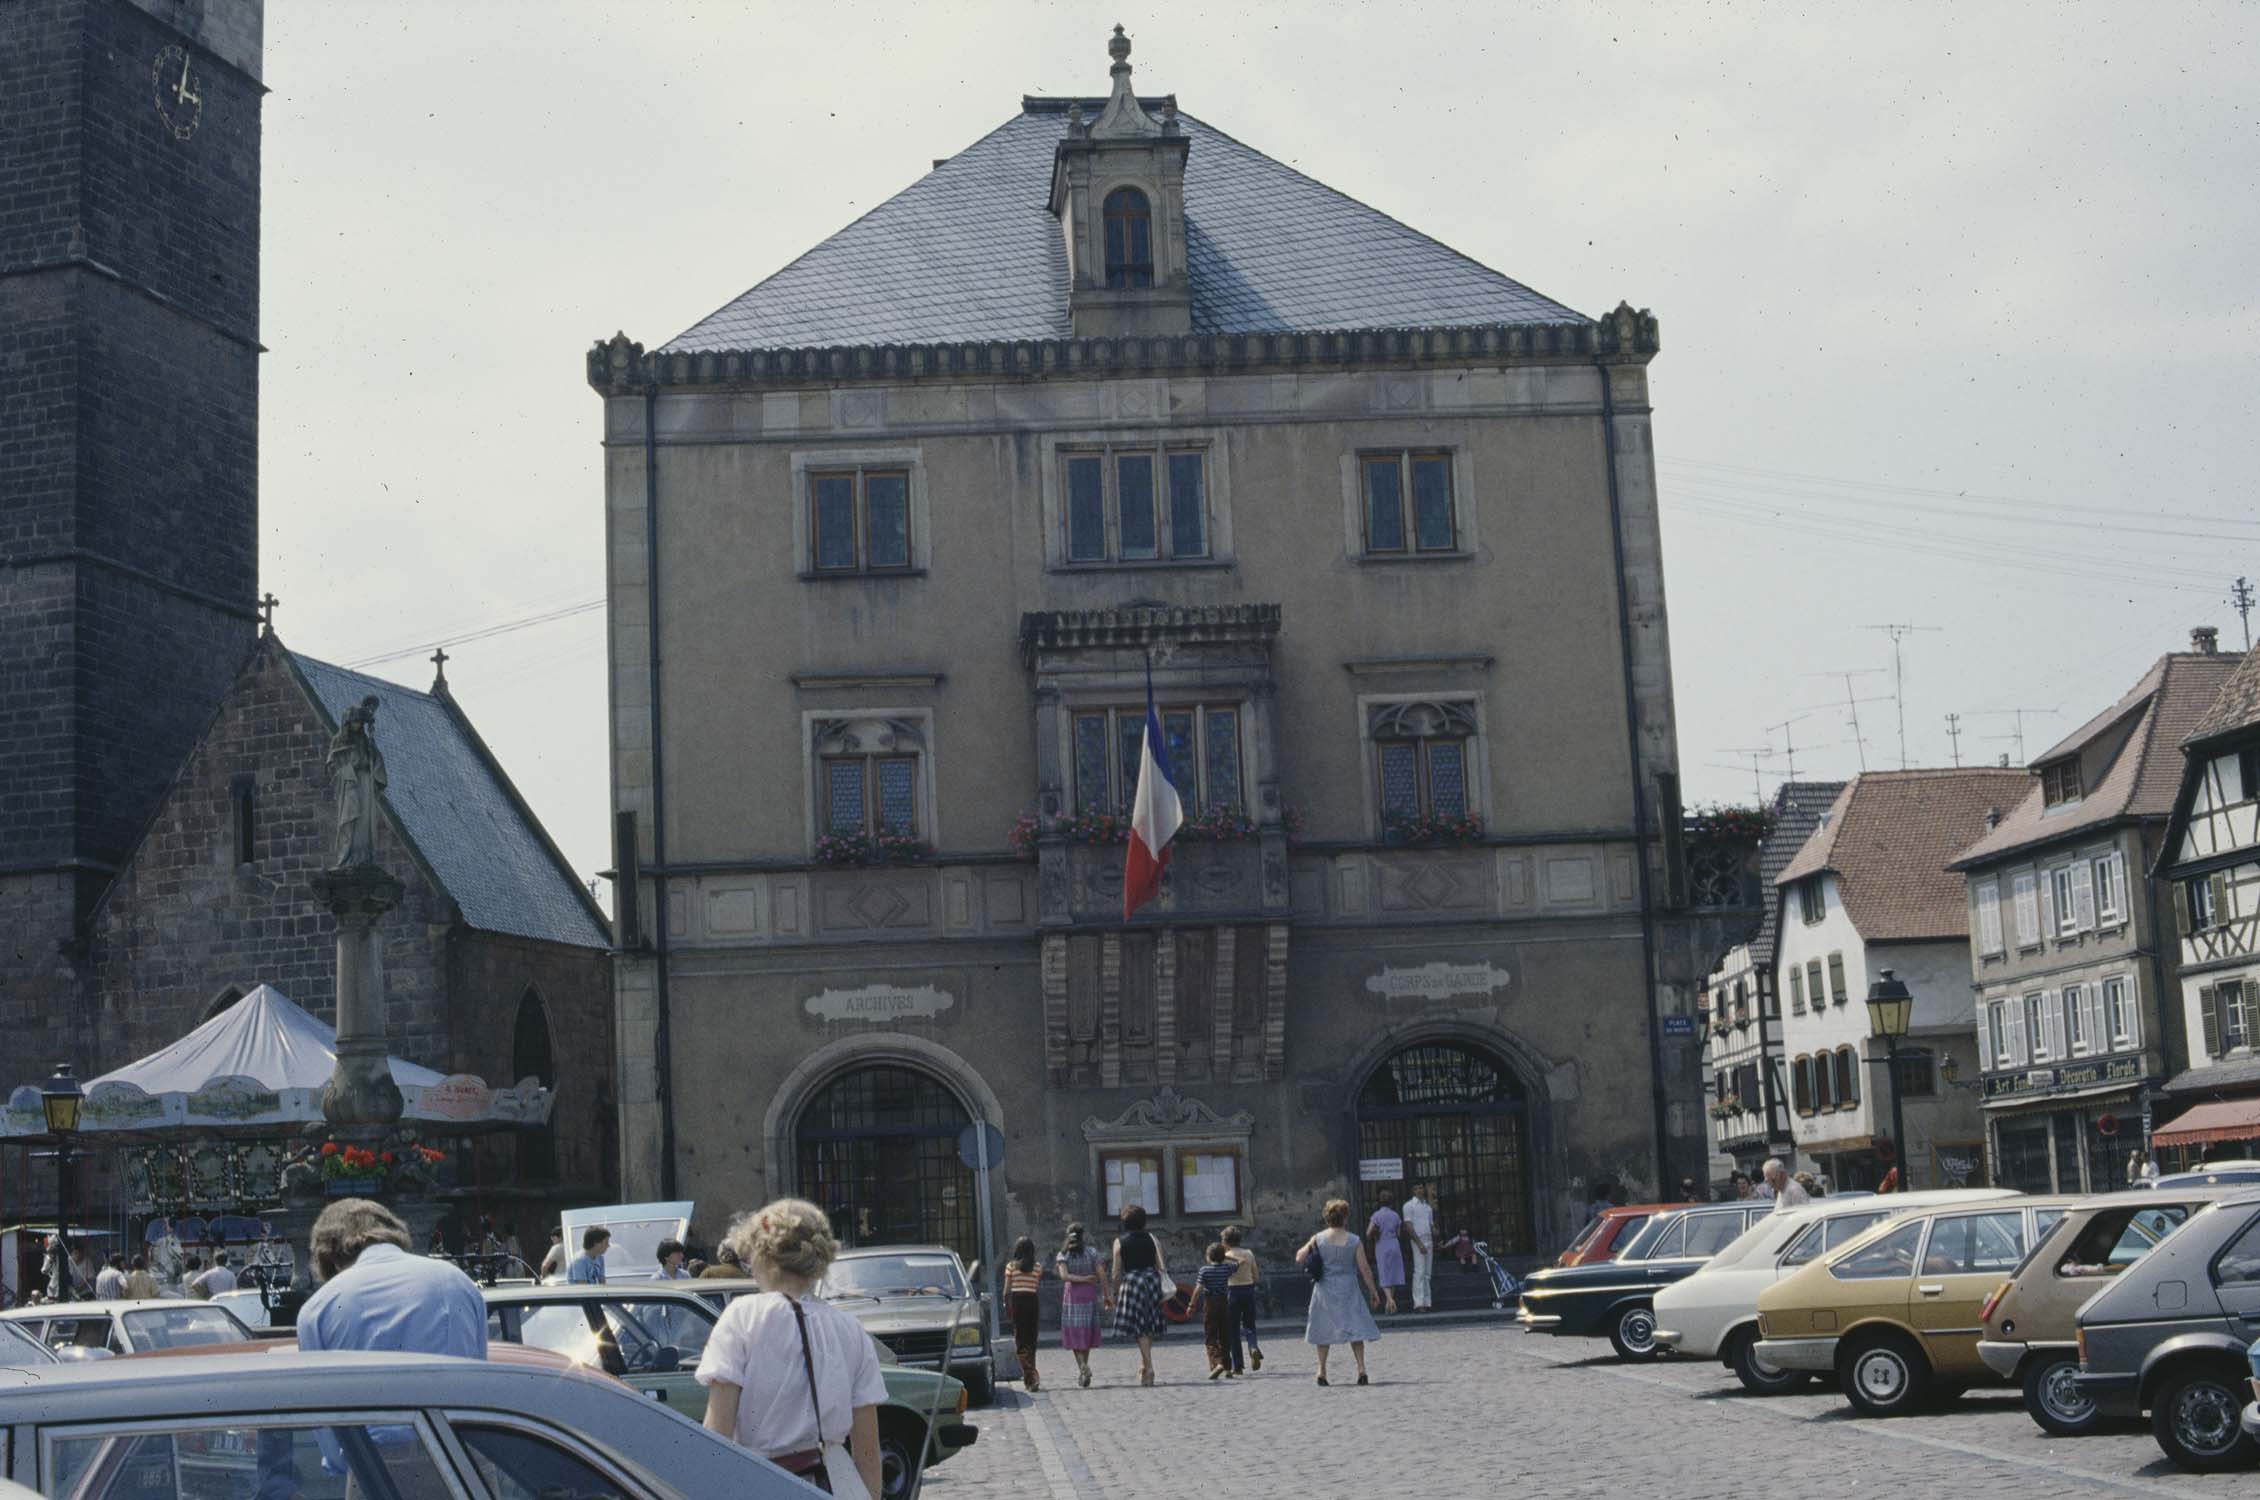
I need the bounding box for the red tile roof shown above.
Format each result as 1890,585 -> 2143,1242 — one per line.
1776,768 -> 2030,942
1948,652 -> 2244,868
2186,646 -> 2260,747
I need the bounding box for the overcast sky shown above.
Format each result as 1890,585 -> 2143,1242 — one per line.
259,2 -> 2260,895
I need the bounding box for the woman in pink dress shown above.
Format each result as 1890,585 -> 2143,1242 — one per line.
1054,1222 -> 1110,1387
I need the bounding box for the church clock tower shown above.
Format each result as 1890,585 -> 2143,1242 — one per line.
0,1 -> 263,1018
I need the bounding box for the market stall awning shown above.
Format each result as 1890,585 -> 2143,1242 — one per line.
2151,1098 -> 2260,1148
2,984 -> 552,1140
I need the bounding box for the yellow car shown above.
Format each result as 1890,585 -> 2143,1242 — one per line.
1752,1195 -> 2073,1416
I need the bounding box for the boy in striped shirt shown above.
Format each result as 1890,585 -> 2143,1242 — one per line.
1190,1242 -> 1238,1379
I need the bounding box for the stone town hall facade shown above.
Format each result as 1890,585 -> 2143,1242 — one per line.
592,33 -> 1717,1272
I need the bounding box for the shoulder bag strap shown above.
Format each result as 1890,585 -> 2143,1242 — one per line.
789,1297 -> 825,1451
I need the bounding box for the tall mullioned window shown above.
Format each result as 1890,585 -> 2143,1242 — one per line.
1072,702 -> 1242,815
1369,699 -> 1477,836
1360,450 -> 1457,554
810,716 -> 927,844
809,468 -> 911,573
1063,445 -> 1208,563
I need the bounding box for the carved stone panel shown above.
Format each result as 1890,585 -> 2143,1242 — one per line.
1175,929 -> 1214,1084
814,871 -> 936,934
1371,851 -> 1494,915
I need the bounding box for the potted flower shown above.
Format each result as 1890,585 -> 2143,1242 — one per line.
813,828 -> 936,868
1382,810 -> 1486,848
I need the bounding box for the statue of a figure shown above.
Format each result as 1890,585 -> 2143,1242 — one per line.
327,695 -> 388,869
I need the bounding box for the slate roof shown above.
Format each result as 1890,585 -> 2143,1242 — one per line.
2186,645 -> 2260,747
1948,651 -> 2245,868
1750,781 -> 1847,969
665,100 -> 1584,353
291,654 -> 609,952
1776,769 -> 2030,943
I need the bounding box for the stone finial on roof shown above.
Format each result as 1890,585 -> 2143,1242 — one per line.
1091,24 -> 1163,139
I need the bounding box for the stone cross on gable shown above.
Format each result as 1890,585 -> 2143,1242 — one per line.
258,592 -> 279,634
430,647 -> 449,687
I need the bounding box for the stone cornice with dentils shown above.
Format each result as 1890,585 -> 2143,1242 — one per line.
586,303 -> 1660,395
1018,603 -> 1282,661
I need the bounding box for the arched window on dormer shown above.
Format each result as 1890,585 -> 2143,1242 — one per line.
1103,187 -> 1153,289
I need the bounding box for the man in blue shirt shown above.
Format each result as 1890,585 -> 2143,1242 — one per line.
567,1227 -> 610,1284
296,1198 -> 486,1358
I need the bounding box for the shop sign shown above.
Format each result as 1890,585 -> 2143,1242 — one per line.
1984,1053 -> 2144,1100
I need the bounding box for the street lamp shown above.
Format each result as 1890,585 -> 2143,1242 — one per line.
41,1063 -> 84,1298
1865,971 -> 1913,1188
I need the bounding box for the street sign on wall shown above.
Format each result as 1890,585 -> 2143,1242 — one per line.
1358,1157 -> 1404,1182
1661,1015 -> 1696,1039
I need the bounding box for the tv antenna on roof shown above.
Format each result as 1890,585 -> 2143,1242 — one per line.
2233,576 -> 2255,651
1944,712 -> 1965,767
1975,706 -> 2060,764
1710,747 -> 1777,803
1798,668 -> 1889,772
1862,623 -> 1942,769
1763,713 -> 1817,784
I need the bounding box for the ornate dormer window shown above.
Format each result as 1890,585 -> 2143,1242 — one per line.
1050,28 -> 1192,336
1103,187 -> 1154,288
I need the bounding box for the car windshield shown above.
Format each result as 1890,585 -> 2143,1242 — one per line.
121,1304 -> 251,1350
823,1254 -> 966,1299
0,1320 -> 53,1367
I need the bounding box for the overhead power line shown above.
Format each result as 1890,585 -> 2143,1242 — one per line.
341,597 -> 605,670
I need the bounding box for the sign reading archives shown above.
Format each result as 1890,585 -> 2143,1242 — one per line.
804,983 -> 956,1024
1363,961 -> 1512,1002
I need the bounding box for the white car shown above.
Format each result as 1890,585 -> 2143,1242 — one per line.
1650,1188 -> 2019,1392
0,1299 -> 251,1357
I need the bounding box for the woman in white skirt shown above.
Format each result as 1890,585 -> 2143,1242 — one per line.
698,1199 -> 886,1498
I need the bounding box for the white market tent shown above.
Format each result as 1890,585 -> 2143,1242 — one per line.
1,984 -> 551,1140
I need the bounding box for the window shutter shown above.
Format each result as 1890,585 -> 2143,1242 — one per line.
2201,984 -> 2220,1058
2085,987 -> 2107,1053
2006,1000 -> 2026,1064
2174,880 -> 2191,936
2039,870 -> 2058,937
2072,861 -> 2097,931
2121,975 -> 2143,1050
2211,872 -> 2231,927
2107,851 -> 2128,920
1789,966 -> 1805,1012
2043,992 -> 2065,1060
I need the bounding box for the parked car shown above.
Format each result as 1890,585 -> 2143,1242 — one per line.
820,1245 -> 996,1403
556,1198 -> 694,1282
1555,1203 -> 1689,1267
2074,1190 -> 2260,1472
1753,1195 -> 2074,1416
0,1298 -> 251,1356
1653,1188 -> 2017,1393
1516,1202 -> 1777,1359
2142,1161 -> 2260,1191
1977,1186 -> 2228,1435
0,1346 -> 819,1498
483,1281 -> 975,1499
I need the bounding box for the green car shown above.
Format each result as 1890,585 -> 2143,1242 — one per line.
482,1283 -> 975,1500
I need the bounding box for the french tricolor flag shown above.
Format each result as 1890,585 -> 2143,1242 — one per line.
1122,672 -> 1183,921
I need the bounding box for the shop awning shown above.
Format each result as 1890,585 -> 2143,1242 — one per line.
2152,1098 -> 2260,1148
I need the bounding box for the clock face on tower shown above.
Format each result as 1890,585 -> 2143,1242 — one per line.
151,44 -> 202,141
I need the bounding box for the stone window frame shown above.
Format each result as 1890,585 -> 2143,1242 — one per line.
1354,690 -> 1490,842
1065,698 -> 1247,817
800,707 -> 938,855
788,446 -> 931,579
1037,426 -> 1234,571
1339,442 -> 1480,563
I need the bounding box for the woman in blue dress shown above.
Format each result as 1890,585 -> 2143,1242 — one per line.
1296,1197 -> 1388,1385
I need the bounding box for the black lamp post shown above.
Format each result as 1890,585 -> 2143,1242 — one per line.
41,1063 -> 85,1298
1865,971 -> 1913,1187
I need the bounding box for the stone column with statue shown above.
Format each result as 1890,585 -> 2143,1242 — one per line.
311,696 -> 406,1127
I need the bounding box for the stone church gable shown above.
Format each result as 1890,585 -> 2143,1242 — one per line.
88,637 -> 456,1069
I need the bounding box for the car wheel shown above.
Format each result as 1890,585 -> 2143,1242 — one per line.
962,1364 -> 995,1407
1606,1302 -> 1661,1362
2150,1367 -> 2259,1473
2022,1351 -> 2099,1437
873,1416 -> 924,1500
1840,1332 -> 1929,1417
1727,1327 -> 1810,1395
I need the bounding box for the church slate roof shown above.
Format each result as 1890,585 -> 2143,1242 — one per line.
1750,781 -> 1847,970
664,101 -> 1584,353
292,654 -> 609,952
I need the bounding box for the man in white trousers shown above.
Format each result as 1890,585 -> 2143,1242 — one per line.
1403,1182 -> 1436,1312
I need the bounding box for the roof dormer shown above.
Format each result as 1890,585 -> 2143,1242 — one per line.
1049,27 -> 1193,337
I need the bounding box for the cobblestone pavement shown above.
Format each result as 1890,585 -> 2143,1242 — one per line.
921,1322 -> 2259,1499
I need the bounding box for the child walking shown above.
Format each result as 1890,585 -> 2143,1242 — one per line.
1004,1236 -> 1046,1392
1221,1223 -> 1260,1372
1190,1241 -> 1238,1380
1056,1222 -> 1108,1387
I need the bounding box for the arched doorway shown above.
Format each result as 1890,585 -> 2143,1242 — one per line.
795,1065 -> 976,1264
1356,1041 -> 1534,1256
512,988 -> 555,1181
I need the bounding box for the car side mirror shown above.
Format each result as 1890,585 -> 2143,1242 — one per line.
966,1261 -> 981,1282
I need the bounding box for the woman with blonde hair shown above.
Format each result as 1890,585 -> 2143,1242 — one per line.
1296,1197 -> 1384,1385
697,1200 -> 886,1497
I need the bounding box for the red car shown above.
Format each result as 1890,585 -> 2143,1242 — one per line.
1555,1203 -> 1694,1267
